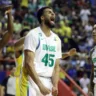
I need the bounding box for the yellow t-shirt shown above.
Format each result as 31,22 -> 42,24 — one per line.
59,21 -> 72,37
21,0 -> 28,7
63,26 -> 72,38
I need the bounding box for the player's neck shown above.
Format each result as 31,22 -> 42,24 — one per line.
40,24 -> 51,37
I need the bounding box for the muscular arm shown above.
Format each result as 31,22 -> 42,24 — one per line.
24,50 -> 44,88
14,37 -> 25,52
52,59 -> 60,88
0,11 -> 13,50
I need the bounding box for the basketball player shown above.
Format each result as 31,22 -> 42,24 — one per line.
20,7 -> 77,96
20,6 -> 61,96
14,29 -> 76,96
88,24 -> 96,96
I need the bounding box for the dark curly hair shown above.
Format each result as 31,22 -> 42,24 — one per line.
37,6 -> 52,24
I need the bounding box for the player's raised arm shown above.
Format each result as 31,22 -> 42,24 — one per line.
14,29 -> 29,58
14,37 -> 25,52
0,6 -> 13,49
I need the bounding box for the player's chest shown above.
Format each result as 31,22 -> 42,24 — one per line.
38,37 -> 57,53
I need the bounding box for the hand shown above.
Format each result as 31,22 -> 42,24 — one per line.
88,92 -> 93,96
39,84 -> 51,95
5,8 -> 12,15
68,48 -> 77,56
52,86 -> 58,96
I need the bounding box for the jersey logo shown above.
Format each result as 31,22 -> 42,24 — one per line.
54,36 -> 58,41
39,33 -> 44,40
39,33 -> 42,37
54,37 -> 57,41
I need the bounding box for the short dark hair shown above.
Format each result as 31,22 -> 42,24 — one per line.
37,6 -> 51,24
20,29 -> 29,37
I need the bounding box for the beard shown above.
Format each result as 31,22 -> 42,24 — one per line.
44,18 -> 55,28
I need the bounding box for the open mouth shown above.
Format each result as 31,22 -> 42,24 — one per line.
50,17 -> 55,21
50,18 -> 55,24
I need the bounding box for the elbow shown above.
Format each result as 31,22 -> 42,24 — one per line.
25,62 -> 29,69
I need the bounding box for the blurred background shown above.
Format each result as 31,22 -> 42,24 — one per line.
0,0 -> 96,96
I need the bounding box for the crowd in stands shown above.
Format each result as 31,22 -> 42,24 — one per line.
0,0 -> 96,95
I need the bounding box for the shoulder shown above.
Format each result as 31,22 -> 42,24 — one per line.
27,27 -> 40,36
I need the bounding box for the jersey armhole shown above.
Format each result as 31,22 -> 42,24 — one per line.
36,34 -> 40,50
